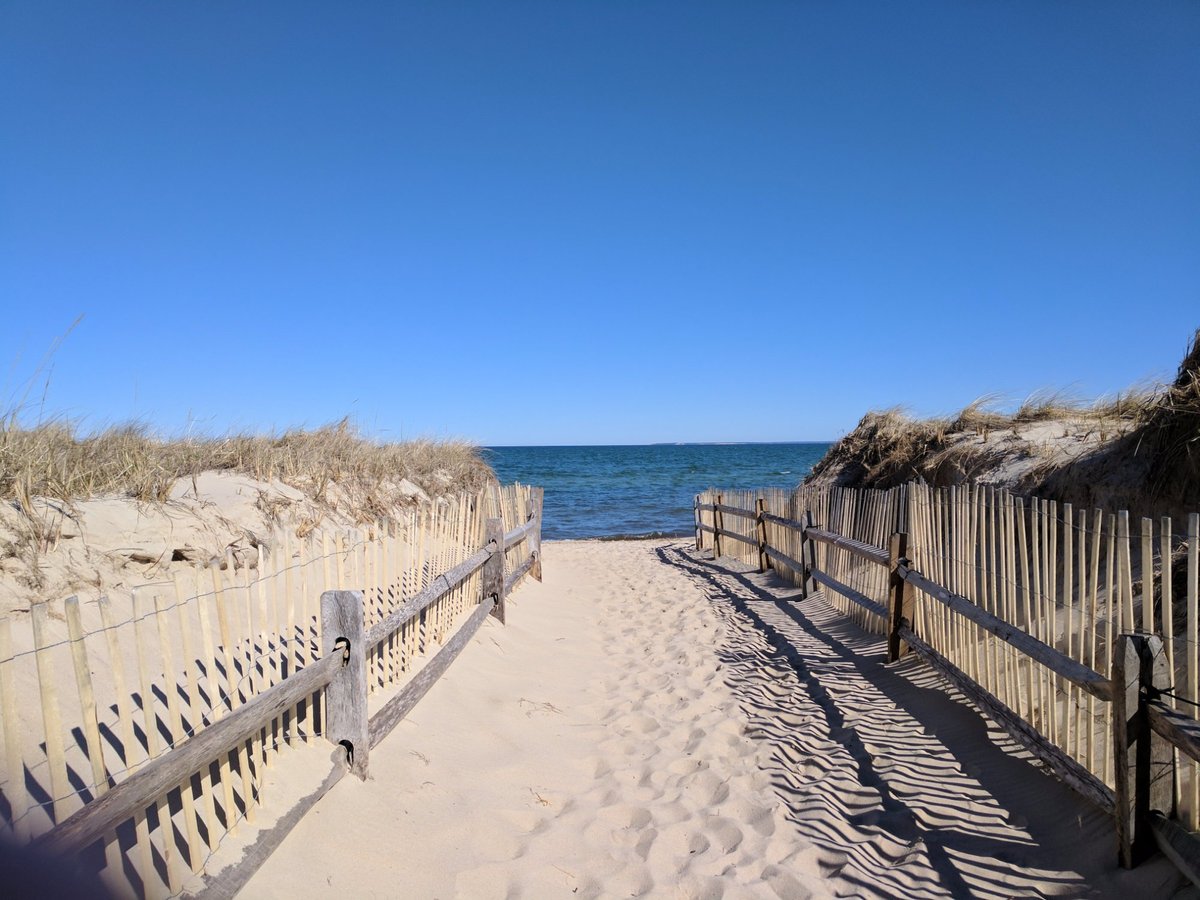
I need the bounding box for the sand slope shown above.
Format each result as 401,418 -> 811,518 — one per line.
239,540 -> 1189,899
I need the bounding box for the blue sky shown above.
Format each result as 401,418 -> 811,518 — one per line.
2,2 -> 1197,445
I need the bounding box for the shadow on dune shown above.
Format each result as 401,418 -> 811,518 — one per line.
656,544 -> 1181,900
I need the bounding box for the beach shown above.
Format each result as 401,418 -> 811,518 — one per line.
236,539 -> 1185,898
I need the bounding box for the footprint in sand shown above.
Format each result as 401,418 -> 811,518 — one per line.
724,797 -> 776,836
704,816 -> 745,853
667,756 -> 710,775
597,802 -> 654,830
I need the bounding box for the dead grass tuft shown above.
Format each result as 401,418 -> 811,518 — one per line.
807,330 -> 1200,521
0,415 -> 494,524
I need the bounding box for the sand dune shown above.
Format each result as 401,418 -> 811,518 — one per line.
238,540 -> 1188,898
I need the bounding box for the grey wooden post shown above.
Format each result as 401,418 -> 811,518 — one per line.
713,493 -> 724,560
483,517 -> 506,624
887,532 -> 914,663
755,498 -> 769,573
321,590 -> 369,780
527,496 -> 543,582
694,497 -> 701,552
802,510 -> 817,598
1113,633 -> 1174,867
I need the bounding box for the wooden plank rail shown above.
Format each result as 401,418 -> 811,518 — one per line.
695,483 -> 1200,886
810,569 -> 889,620
368,596 -> 496,749
36,651 -> 343,858
713,503 -> 758,521
1149,700 -> 1200,765
761,511 -> 807,533
6,482 -> 546,898
805,527 -> 890,567
1149,812 -> 1200,889
898,624 -> 1116,813
717,529 -> 759,549
504,554 -> 536,594
503,518 -> 537,550
763,544 -> 806,578
897,562 -> 1113,702
364,547 -> 491,649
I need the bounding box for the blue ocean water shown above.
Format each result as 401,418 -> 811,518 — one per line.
484,443 -> 832,540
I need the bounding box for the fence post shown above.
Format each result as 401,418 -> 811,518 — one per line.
756,498 -> 769,573
1113,633 -> 1174,867
321,590 -> 369,780
713,493 -> 724,560
887,532 -> 913,663
483,517 -> 506,624
694,497 -> 701,551
527,496 -> 543,582
802,510 -> 817,598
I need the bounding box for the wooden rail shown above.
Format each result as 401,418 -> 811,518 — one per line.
365,547 -> 492,649
37,651 -> 343,857
696,486 -> 1200,885
29,491 -> 545,890
897,624 -> 1115,812
760,511 -> 807,533
897,563 -> 1113,702
368,597 -> 497,749
810,569 -> 888,620
1149,700 -> 1200,764
804,526 -> 891,567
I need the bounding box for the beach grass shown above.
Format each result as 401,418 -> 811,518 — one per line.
0,415 -> 493,517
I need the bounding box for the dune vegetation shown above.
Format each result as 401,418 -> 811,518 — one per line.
0,416 -> 492,513
807,330 -> 1200,522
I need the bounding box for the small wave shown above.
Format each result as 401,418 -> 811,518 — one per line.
594,530 -> 692,542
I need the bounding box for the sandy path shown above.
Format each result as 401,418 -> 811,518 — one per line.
240,540 -> 1187,899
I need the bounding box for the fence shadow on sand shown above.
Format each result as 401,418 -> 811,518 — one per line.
658,544 -> 1181,899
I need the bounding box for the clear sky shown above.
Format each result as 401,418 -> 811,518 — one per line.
2,2 -> 1197,446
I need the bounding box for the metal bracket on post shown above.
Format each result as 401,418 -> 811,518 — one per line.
483,517 -> 506,624
321,590 -> 369,780
887,533 -> 913,663
1113,633 -> 1174,868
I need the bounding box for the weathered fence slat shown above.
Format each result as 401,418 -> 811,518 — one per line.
504,555 -> 536,594
805,526 -> 891,567
810,569 -> 888,620
365,548 -> 491,649
763,544 -> 806,579
898,624 -> 1115,812
368,596 -> 496,750
898,563 -> 1112,701
36,652 -> 340,858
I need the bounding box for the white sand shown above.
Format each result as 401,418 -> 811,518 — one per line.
239,540 -> 1188,899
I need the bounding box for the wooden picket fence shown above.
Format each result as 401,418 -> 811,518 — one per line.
696,482 -> 1200,882
0,482 -> 543,898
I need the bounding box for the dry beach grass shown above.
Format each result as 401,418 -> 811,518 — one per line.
808,330 -> 1200,522
0,416 -> 492,605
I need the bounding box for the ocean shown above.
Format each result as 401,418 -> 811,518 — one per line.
484,443 -> 832,540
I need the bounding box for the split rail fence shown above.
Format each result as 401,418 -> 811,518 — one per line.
0,483 -> 543,898
696,483 -> 1200,883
